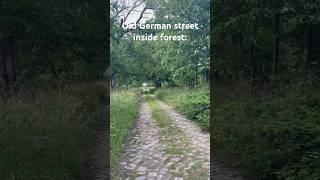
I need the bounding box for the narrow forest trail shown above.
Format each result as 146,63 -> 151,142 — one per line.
113,96 -> 244,180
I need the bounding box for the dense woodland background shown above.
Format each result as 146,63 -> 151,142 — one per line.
0,1 -> 108,179
212,1 -> 320,179
111,0 -> 210,89
110,0 -> 210,173
0,0 -> 107,93
1,0 -> 320,179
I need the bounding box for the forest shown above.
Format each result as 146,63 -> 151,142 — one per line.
212,0 -> 320,180
0,0 -> 108,179
110,0 -> 210,89
1,0 -> 319,179
110,0 -> 210,179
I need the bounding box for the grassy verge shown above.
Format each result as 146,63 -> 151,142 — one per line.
0,82 -> 106,180
110,90 -> 140,166
147,96 -> 171,128
147,95 -> 187,156
155,88 -> 209,131
213,85 -> 320,180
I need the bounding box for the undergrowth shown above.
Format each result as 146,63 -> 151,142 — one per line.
213,85 -> 320,180
155,88 -> 209,131
0,82 -> 106,180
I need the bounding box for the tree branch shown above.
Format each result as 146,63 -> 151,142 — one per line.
135,7 -> 154,24
121,0 -> 145,26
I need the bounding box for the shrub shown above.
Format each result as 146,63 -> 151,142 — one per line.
155,88 -> 209,131
213,90 -> 320,180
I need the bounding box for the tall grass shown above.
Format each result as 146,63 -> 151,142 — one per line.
155,88 -> 209,131
0,83 -> 106,180
110,91 -> 139,166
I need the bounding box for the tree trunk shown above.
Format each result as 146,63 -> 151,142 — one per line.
195,64 -> 198,88
250,24 -> 257,97
271,13 -> 280,93
303,23 -> 313,82
250,37 -> 256,81
155,78 -> 161,88
204,68 -> 209,83
111,74 -> 116,90
0,36 -> 5,89
125,76 -> 129,89
0,35 -> 17,96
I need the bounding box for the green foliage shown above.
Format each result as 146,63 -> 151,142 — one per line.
0,83 -> 106,180
110,0 -> 209,89
213,0 -> 320,178
110,90 -> 140,166
213,89 -> 320,180
0,0 -> 107,85
213,0 -> 320,84
156,88 -> 209,131
1,1 -> 108,179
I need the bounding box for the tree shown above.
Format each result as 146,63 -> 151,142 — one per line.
0,0 -> 107,94
110,0 -> 210,89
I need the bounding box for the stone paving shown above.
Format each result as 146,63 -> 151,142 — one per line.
114,99 -> 244,180
158,102 -> 245,180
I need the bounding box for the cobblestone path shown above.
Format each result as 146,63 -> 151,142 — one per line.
113,98 -> 244,180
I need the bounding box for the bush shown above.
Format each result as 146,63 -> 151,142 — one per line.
155,88 -> 209,131
110,90 -> 140,166
141,87 -> 156,94
0,82 -> 106,180
213,90 -> 320,180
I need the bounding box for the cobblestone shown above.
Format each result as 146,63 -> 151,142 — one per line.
113,99 -> 244,180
